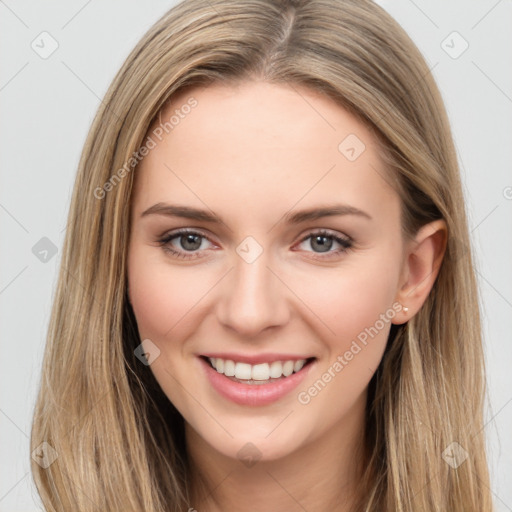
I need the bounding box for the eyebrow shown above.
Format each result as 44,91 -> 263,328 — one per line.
140,202 -> 372,224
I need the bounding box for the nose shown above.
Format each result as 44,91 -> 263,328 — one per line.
216,249 -> 290,338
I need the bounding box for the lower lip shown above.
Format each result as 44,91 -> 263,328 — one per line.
199,357 -> 315,406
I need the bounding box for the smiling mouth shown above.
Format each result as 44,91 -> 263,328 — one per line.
201,356 -> 316,385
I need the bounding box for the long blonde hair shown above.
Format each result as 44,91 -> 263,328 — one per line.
31,0 -> 493,510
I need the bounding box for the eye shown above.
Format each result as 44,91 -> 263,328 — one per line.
295,230 -> 353,259
157,229 -> 215,259
157,228 -> 353,261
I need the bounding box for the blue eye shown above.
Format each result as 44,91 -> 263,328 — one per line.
157,229 -> 353,260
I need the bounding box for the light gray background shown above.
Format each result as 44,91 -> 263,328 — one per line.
1,1 -> 511,510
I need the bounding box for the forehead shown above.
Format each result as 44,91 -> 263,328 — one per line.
132,81 -> 399,226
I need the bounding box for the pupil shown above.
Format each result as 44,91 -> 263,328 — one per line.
181,234 -> 201,251
312,235 -> 332,253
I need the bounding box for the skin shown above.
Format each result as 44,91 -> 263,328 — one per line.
127,80 -> 446,511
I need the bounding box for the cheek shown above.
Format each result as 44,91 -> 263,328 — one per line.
291,250 -> 401,426
290,252 -> 401,354
128,249 -> 215,341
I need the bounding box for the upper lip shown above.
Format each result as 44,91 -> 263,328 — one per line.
200,353 -> 315,365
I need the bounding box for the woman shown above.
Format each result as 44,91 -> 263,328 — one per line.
30,0 -> 493,510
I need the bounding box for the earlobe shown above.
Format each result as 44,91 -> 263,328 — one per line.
393,219 -> 447,324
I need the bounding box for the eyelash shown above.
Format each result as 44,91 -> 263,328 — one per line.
157,228 -> 353,260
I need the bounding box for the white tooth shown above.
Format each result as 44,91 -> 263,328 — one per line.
282,360 -> 294,377
213,357 -> 305,380
252,363 -> 270,380
235,362 -> 252,380
293,359 -> 306,372
269,361 -> 283,378
224,359 -> 235,377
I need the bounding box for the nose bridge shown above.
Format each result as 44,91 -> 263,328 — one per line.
217,243 -> 288,336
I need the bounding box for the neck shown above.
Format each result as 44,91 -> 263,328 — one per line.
185,393 -> 367,512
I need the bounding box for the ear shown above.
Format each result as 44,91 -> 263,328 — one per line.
393,219 -> 447,325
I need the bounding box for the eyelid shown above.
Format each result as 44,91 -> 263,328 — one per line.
157,227 -> 218,249
297,228 -> 352,244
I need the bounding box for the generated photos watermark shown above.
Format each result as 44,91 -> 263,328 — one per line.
94,97 -> 198,199
297,301 -> 403,405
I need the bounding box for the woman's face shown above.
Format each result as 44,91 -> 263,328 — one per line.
128,81 -> 409,462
